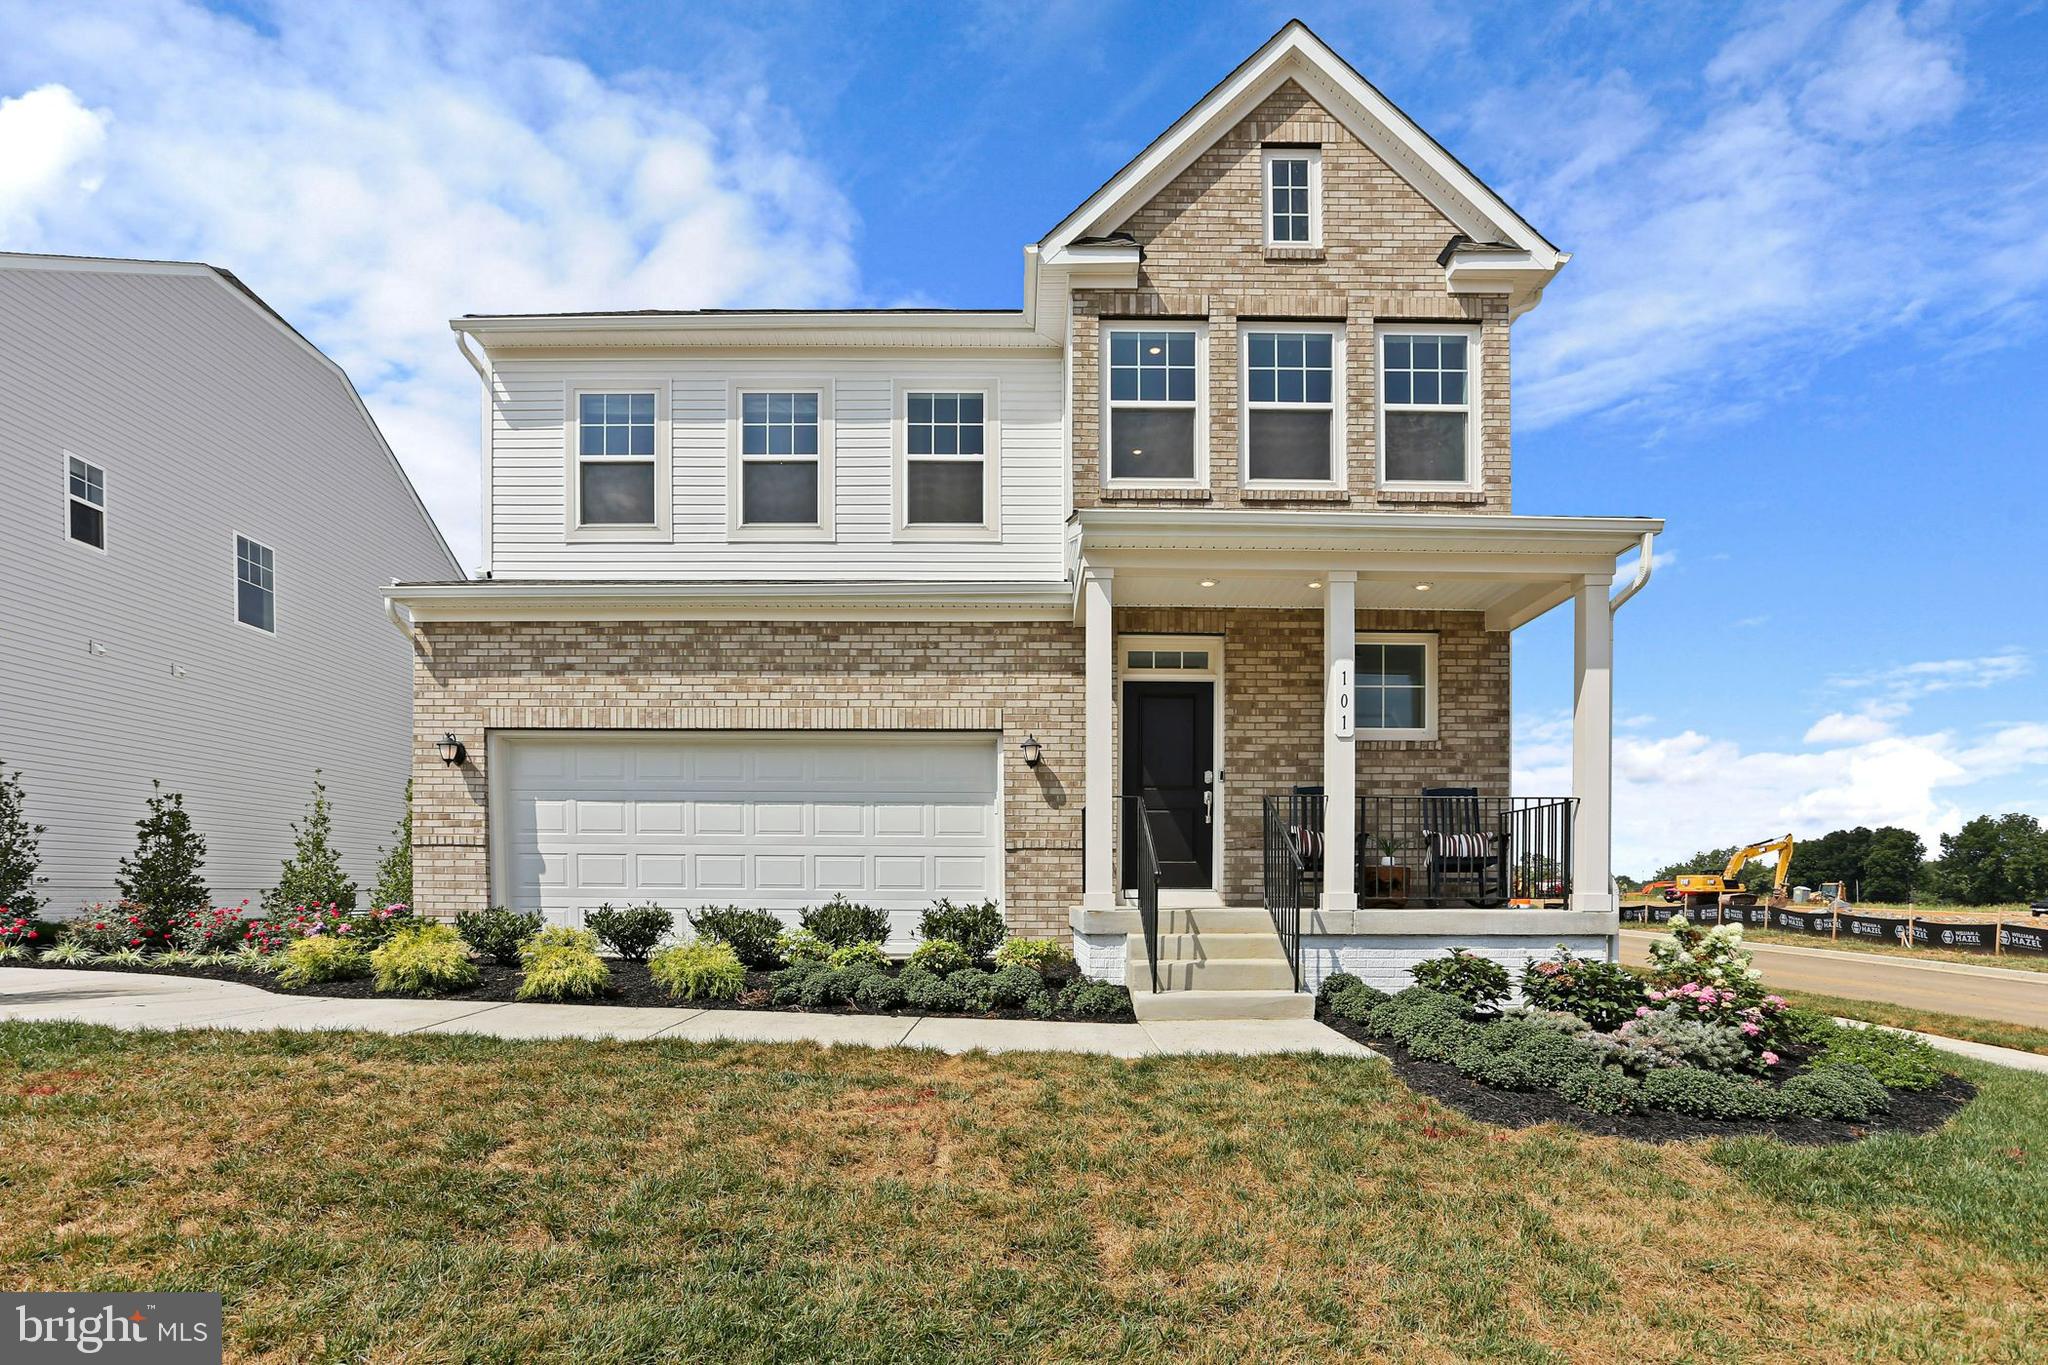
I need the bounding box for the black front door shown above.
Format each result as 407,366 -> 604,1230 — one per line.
1122,680 -> 1215,889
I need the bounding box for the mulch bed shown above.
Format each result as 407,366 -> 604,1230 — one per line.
1318,1007 -> 1977,1145
4,956 -> 1136,1024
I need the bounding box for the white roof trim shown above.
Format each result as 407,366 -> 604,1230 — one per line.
1040,21 -> 1561,271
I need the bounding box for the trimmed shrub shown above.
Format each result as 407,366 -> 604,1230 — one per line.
117,781 -> 209,921
1777,1006 -> 1841,1049
1316,971 -> 1366,1004
169,904 -> 253,955
1059,980 -> 1134,1020
898,966 -> 964,1013
1451,1020 -> 1605,1091
1641,1066 -> 1789,1121
687,906 -> 786,969
585,903 -> 673,961
1519,946 -> 1647,1031
984,964 -> 1043,1010
854,971 -> 907,1012
370,924 -> 478,994
516,927 -> 610,1001
1406,1015 -> 1487,1064
777,928 -> 833,964
770,962 -> 823,1006
1364,987 -> 1469,1043
1579,1004 -> 1755,1076
0,910 -> 54,953
1410,949 -> 1511,1010
1782,1062 -> 1891,1122
276,935 -> 370,988
1556,1065 -> 1644,1116
828,941 -> 890,971
1814,1028 -> 1942,1091
917,899 -> 1005,959
1324,980 -> 1388,1025
907,938 -> 971,976
455,906 -> 543,965
994,937 -> 1078,979
649,941 -> 746,1002
1498,1005 -> 1592,1035
263,771 -> 358,915
800,894 -> 889,948
949,967 -> 997,1011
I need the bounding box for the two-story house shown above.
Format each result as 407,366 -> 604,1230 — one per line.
1,252 -> 462,910
388,22 -> 1661,1019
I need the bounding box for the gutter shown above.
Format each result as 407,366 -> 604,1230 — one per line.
383,591 -> 415,639
1608,530 -> 1655,613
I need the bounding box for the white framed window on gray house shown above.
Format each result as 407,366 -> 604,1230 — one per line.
1241,324 -> 1342,486
1354,632 -> 1437,739
1262,147 -> 1320,247
1378,326 -> 1479,489
235,535 -> 275,633
567,384 -> 671,541
730,383 -> 834,538
65,454 -> 106,550
1103,324 -> 1205,486
895,383 -> 999,538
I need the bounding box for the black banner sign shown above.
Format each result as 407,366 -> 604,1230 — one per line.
1768,907 -> 1837,936
2000,923 -> 2048,955
1837,912 -> 1910,944
1911,921 -> 1998,953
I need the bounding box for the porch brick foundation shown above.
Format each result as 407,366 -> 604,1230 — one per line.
1302,934 -> 1612,997
1074,932 -> 1127,985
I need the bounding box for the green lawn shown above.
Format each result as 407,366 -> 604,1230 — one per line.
3,1021 -> 2045,1362
1777,988 -> 2048,1056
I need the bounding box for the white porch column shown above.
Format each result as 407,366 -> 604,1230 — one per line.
1322,572 -> 1358,911
1571,573 -> 1616,913
1081,565 -> 1117,909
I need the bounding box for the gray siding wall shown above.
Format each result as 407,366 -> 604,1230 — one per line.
0,263 -> 460,914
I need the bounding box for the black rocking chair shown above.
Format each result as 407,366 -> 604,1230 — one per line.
1421,786 -> 1508,907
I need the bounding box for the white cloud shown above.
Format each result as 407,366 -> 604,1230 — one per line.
0,84 -> 108,236
1832,650 -> 2032,700
1802,701 -> 1905,745
0,1 -> 862,567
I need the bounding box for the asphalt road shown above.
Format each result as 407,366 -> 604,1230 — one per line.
1618,930 -> 2048,1030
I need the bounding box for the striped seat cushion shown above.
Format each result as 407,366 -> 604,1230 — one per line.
1289,825 -> 1324,862
1429,832 -> 1496,860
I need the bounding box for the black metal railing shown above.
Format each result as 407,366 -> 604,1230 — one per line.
1281,791 -> 1578,908
1121,794 -> 1162,994
1262,796 -> 1305,992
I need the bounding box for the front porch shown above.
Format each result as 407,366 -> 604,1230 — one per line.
1062,508 -> 1660,1012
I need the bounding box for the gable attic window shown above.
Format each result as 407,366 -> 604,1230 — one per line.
66,455 -> 106,549
1379,326 -> 1479,488
568,385 -> 671,540
1262,148 -> 1320,247
1243,325 -> 1341,485
1104,324 -> 1204,484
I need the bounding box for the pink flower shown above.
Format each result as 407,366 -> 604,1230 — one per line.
1740,1022 -> 1761,1037
1761,1051 -> 1780,1067
1635,1006 -> 1652,1019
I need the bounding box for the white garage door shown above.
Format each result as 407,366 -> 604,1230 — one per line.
496,731 -> 1000,937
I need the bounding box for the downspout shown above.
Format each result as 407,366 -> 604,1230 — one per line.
453,328 -> 489,383
383,591 -> 414,640
1608,530 -> 1654,613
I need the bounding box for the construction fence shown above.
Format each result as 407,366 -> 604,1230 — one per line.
1620,902 -> 2048,957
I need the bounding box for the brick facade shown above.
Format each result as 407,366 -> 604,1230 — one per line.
410,609 -> 1506,934
1072,80 -> 1512,513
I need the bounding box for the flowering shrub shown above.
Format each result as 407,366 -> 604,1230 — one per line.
1409,948 -> 1511,1010
1519,946 -> 1647,1030
1,909 -> 47,950
906,938 -> 970,976
1578,1004 -> 1757,1076
776,928 -> 833,965
171,902 -> 253,954
64,902 -> 166,953
260,902 -> 415,950
1641,920 -> 1790,1053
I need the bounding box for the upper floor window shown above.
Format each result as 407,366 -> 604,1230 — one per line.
1104,325 -> 1203,484
734,388 -> 832,533
574,391 -> 657,526
1243,326 -> 1341,485
66,455 -> 106,549
1355,633 -> 1435,738
235,535 -> 275,633
1379,328 -> 1477,488
1263,148 -> 1320,247
900,387 -> 996,534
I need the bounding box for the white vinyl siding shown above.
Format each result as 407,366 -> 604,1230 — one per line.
485,353 -> 1064,579
0,262 -> 460,910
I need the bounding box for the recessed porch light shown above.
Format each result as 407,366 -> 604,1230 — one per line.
1414,582 -> 1433,592
1308,580 -> 1322,589
1199,579 -> 1217,588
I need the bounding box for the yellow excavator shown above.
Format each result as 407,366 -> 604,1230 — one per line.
1673,834 -> 1796,912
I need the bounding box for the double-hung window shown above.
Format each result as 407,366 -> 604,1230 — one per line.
734,386 -> 831,533
1354,633 -> 1435,738
570,386 -> 668,538
1379,327 -> 1478,487
235,535 -> 275,633
1104,325 -> 1202,484
1243,325 -> 1340,484
900,387 -> 996,533
1262,148 -> 1320,247
66,456 -> 106,549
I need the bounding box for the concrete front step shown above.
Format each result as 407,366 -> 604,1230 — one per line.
1151,906 -> 1279,935
1146,930 -> 1287,960
1133,956 -> 1299,992
1131,989 -> 1315,1022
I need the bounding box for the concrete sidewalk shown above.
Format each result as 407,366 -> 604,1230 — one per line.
0,968 -> 1370,1059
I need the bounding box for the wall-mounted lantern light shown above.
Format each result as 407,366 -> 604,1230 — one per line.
1020,734 -> 1043,768
436,733 -> 468,766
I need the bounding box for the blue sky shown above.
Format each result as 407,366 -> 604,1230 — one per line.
2,0 -> 2044,872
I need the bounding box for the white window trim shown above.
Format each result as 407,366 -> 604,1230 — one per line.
727,380 -> 836,542
1239,321 -> 1345,490
892,379 -> 1001,542
62,451 -> 107,555
1376,322 -> 1482,493
1354,631 -> 1437,740
233,532 -> 277,637
1101,321 -> 1209,491
565,381 -> 672,543
1262,147 -> 1322,248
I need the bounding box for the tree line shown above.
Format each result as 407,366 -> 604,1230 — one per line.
1619,814 -> 2048,907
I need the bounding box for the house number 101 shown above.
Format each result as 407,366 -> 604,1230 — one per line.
1332,659 -> 1354,739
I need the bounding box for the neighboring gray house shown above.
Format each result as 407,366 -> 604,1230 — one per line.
0,252 -> 461,913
